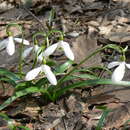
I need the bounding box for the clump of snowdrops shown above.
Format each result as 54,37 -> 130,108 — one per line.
0,22 -> 130,111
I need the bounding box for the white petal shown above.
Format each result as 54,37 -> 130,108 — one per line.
6,36 -> 15,55
22,47 -> 33,59
14,38 -> 30,45
34,45 -> 40,53
59,41 -> 74,60
34,45 -> 43,62
125,63 -> 130,69
25,66 -> 42,81
42,43 -> 58,57
37,53 -> 43,62
107,61 -> 121,69
0,38 -> 8,51
42,65 -> 57,85
111,62 -> 125,82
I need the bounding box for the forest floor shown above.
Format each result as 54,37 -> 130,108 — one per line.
1,0 -> 130,129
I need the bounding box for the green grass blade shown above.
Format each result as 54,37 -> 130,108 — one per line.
0,68 -> 20,82
55,60 -> 73,74
72,74 -> 98,79
0,86 -> 46,111
96,109 -> 111,130
55,79 -> 130,99
0,77 -> 16,86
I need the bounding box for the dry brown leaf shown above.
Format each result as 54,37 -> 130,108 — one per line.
71,34 -> 101,67
104,102 -> 130,129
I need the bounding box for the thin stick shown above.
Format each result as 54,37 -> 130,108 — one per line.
21,5 -> 46,32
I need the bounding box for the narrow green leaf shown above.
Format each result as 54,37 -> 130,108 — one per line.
123,120 -> 130,130
15,81 -> 34,91
16,126 -> 30,130
107,44 -> 123,53
55,79 -> 130,99
0,68 -> 20,82
96,109 -> 111,130
72,74 -> 98,79
55,60 -> 73,73
0,86 -> 46,111
35,78 -> 48,87
0,77 -> 16,86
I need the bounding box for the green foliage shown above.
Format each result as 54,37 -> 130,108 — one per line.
96,107 -> 111,130
0,113 -> 29,130
0,68 -> 20,83
0,43 -> 130,111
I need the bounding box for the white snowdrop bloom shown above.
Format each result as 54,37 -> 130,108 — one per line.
22,46 -> 33,59
0,36 -> 30,55
0,39 -> 8,51
25,64 -> 57,85
43,41 -> 74,61
6,36 -> 15,55
22,45 -> 43,62
108,61 -> 130,82
14,38 -> 30,45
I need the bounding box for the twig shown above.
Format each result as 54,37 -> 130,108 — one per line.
20,5 -> 47,32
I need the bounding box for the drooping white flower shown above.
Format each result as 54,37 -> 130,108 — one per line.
6,36 -> 15,55
22,45 -> 43,62
43,41 -> 74,61
108,61 -> 130,82
0,36 -> 30,55
22,46 -> 33,59
0,39 -> 8,51
14,38 -> 30,45
25,64 -> 57,85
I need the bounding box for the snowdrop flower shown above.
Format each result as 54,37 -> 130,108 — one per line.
22,45 -> 43,62
25,64 -> 57,85
43,40 -> 74,61
108,61 -> 130,82
0,36 -> 30,55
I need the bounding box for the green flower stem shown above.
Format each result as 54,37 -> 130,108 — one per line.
56,44 -> 124,88
32,32 -> 48,68
46,36 -> 49,47
6,23 -> 24,76
31,57 -> 37,69
6,23 -> 22,36
47,30 -> 64,41
18,30 -> 25,76
32,32 -> 47,45
120,46 -> 128,61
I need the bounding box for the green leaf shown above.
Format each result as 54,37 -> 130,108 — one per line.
48,8 -> 55,27
35,78 -> 48,87
55,60 -> 73,73
16,126 -> 30,130
72,74 -> 98,79
0,68 -> 20,82
15,81 -> 34,91
123,120 -> 130,130
0,86 -> 46,111
0,113 -> 15,129
107,44 -> 123,53
55,79 -> 130,100
0,77 -> 16,86
96,109 -> 111,130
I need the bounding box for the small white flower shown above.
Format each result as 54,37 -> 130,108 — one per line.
0,36 -> 30,55
6,36 -> 15,55
22,46 -> 33,59
43,41 -> 74,61
0,39 -> 8,51
25,64 -> 57,85
22,45 -> 43,62
108,61 -> 130,82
